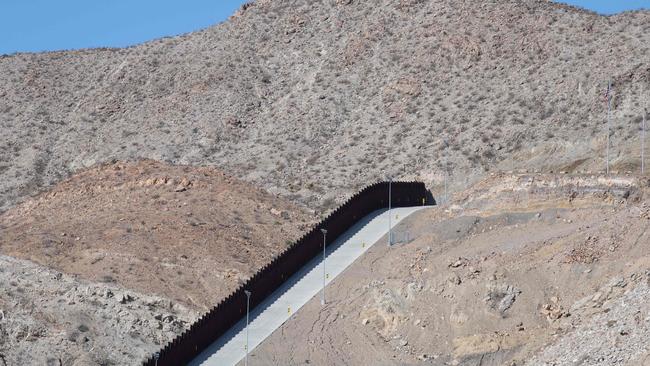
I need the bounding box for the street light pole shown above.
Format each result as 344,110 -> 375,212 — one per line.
444,169 -> 448,205
320,228 -> 327,306
642,110 -> 646,174
606,80 -> 612,175
244,290 -> 251,366
154,352 -> 159,366
388,178 -> 392,246
443,138 -> 450,205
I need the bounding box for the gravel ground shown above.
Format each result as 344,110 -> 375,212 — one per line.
0,255 -> 197,366
527,275 -> 650,366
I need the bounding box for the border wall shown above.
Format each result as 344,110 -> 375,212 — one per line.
143,181 -> 428,365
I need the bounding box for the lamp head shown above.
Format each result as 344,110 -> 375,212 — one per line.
320,228 -> 327,234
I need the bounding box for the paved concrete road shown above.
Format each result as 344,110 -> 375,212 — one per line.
190,206 -> 430,366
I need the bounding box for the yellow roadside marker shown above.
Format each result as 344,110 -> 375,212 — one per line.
288,306 -> 291,314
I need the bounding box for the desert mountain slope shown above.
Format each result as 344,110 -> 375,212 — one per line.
0,255 -> 196,366
1,0 -> 648,213
0,160 -> 312,310
248,173 -> 650,366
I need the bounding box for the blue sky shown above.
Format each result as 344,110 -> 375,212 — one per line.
560,0 -> 649,14
0,0 -> 648,55
0,0 -> 247,55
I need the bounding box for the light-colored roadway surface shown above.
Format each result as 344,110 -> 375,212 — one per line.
190,206 -> 430,366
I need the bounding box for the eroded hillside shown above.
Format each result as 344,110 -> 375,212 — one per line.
0,160 -> 313,310
248,173 -> 650,365
0,255 -> 196,366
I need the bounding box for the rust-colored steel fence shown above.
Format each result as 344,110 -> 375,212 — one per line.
143,181 -> 428,366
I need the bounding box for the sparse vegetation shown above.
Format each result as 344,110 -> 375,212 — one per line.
0,2 -> 649,362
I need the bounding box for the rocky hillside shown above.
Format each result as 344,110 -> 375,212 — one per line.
0,254 -> 196,366
1,0 -> 648,213
248,173 -> 650,365
0,160 -> 312,310
0,160 -> 312,364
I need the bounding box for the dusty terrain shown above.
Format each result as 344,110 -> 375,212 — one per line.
0,0 -> 648,365
0,0 -> 648,213
0,160 -> 312,310
246,173 -> 650,365
0,254 -> 196,366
